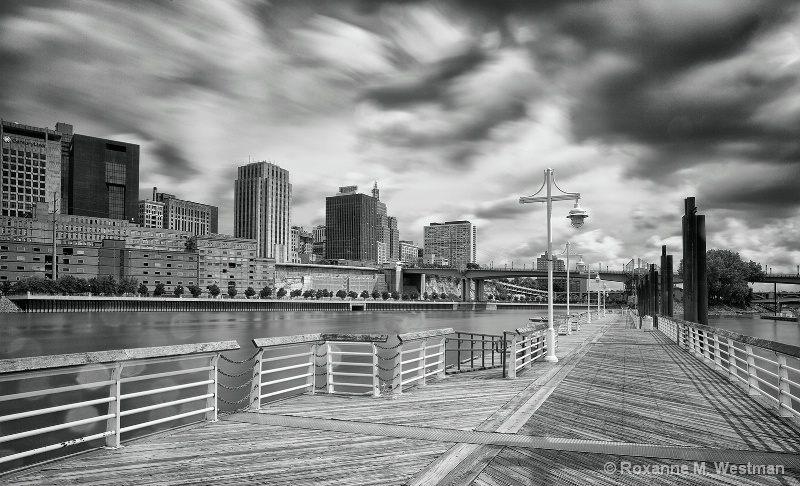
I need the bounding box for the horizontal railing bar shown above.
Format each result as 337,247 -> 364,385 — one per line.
750,365 -> 780,380
0,380 -> 116,403
120,354 -> 215,369
330,371 -> 373,377
400,348 -> 426,356
750,374 -> 780,393
446,348 -> 493,353
781,362 -> 800,374
119,407 -> 211,434
120,394 -> 214,417
424,359 -> 443,368
0,363 -> 116,383
779,402 -> 800,418
0,341 -> 239,375
121,379 -> 213,400
0,396 -> 115,423
446,338 -> 500,343
261,351 -> 311,363
401,376 -> 423,386
329,390 -> 372,396
329,382 -> 373,388
327,351 -> 373,357
261,373 -> 312,387
259,383 -> 311,399
401,356 -> 424,366
0,430 -> 114,465
260,362 -> 311,375
423,369 -> 441,378
0,414 -> 114,444
120,366 -> 213,384
328,362 -> 372,368
254,333 -> 387,347
401,364 -> 425,375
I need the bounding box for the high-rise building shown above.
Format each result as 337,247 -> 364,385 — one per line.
536,252 -> 565,271
312,224 -> 326,260
387,216 -> 399,262
154,188 -> 218,235
67,134 -> 139,222
1,120 -> 64,217
138,199 -> 165,229
399,240 -> 420,265
423,220 -> 477,268
290,225 -> 314,263
325,186 -> 377,263
234,161 -> 291,261
55,122 -> 73,214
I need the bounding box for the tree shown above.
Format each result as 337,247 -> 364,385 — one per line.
207,284 -> 221,298
153,282 -> 166,297
138,283 -> 149,297
57,275 -> 82,295
322,289 -> 330,298
259,286 -> 272,299
371,289 -> 380,299
245,287 -> 256,299
706,250 -> 763,306
89,276 -> 117,296
336,289 -> 347,299
439,292 -> 447,300
410,290 -> 419,300
360,290 -> 370,299
290,289 -> 302,298
402,293 -> 410,300
431,291 -> 439,300
227,286 -> 238,298
390,291 -> 399,300
347,290 -> 358,299
303,289 -> 314,299
315,289 -> 324,299
118,276 -> 139,296
277,287 -> 287,298
423,291 -> 429,300
187,284 -> 202,298
466,262 -> 481,269
173,285 -> 185,297
381,290 -> 390,300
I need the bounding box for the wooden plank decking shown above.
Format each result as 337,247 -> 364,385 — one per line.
5,313 -> 800,485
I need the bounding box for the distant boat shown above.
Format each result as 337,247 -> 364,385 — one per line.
529,317 -> 547,323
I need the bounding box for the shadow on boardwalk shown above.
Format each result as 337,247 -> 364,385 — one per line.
7,314 -> 800,485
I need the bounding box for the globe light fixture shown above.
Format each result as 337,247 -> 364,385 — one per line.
519,168 -> 588,363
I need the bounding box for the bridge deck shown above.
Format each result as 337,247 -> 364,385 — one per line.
7,315 -> 800,485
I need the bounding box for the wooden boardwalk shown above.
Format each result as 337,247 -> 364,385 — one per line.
6,314 -> 800,485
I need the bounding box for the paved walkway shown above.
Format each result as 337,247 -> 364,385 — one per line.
6,313 -> 800,485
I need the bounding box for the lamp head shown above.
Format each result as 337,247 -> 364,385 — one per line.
575,257 -> 586,272
595,276 -> 600,284
567,200 -> 588,228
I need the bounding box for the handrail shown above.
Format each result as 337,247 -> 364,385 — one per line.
0,340 -> 237,472
0,341 -> 240,375
399,328 -> 455,342
253,333 -> 388,347
653,314 -> 800,423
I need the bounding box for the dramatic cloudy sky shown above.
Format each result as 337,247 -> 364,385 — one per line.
2,0 -> 799,285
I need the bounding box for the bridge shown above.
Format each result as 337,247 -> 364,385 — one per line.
3,312 -> 799,484
396,267 -> 679,301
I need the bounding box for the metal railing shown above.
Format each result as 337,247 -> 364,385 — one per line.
249,333 -> 388,408
656,315 -> 800,422
0,341 -> 239,472
445,331 -> 506,374
504,322 -> 552,378
396,329 -> 450,391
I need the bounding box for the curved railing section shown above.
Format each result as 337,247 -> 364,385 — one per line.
0,341 -> 239,473
655,314 -> 800,422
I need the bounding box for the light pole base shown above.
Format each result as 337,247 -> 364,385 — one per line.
544,354 -> 559,363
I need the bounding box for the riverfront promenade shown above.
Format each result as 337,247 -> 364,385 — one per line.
5,314 -> 800,485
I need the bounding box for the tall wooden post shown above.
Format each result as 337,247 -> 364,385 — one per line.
661,246 -> 667,317
696,215 -> 708,325
666,255 -> 674,317
683,198 -> 697,323
650,264 -> 658,329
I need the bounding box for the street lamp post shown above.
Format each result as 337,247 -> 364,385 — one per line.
559,242 -> 582,335
520,168 -> 588,363
576,257 -> 594,323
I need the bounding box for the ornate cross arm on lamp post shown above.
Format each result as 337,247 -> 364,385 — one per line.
520,168 -> 588,363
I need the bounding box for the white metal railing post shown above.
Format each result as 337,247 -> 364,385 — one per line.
527,335 -> 535,370
418,339 -> 428,387
393,340 -> 404,394
727,337 -> 738,382
745,345 -> 759,396
777,355 -> 792,418
372,343 -> 380,397
437,338 -> 446,379
205,354 -> 219,422
249,348 -> 264,410
507,335 -> 518,379
713,334 -> 723,372
309,343 -> 317,395
326,342 -> 334,394
105,362 -> 123,449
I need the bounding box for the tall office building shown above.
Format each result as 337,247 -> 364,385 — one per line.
154,188 -> 218,235
325,186 -> 377,263
423,220 -> 477,268
1,120 -> 64,217
399,240 -> 420,265
312,224 -> 326,260
234,161 -> 291,261
536,252 -> 565,271
387,216 -> 399,262
68,134 -> 139,222
55,122 -> 73,214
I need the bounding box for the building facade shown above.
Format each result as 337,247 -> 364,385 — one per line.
387,216 -> 399,263
312,224 -> 326,260
195,234 -> 274,293
234,161 -> 291,262
325,187 -> 377,264
138,199 -> 165,229
399,240 -> 420,265
1,120 -> 64,218
67,134 -> 139,222
154,189 -> 218,235
423,220 -> 477,268
536,252 -> 565,271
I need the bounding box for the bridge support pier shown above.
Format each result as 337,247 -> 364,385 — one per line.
476,280 -> 485,301
419,273 -> 425,300
461,278 -> 471,302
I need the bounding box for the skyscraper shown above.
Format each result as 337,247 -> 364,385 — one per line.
234,161 -> 291,261
423,220 -> 477,268
325,186 -> 377,263
68,134 -> 139,221
1,119 -> 64,217
387,216 -> 399,262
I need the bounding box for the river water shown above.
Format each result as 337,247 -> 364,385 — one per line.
1,309 -> 797,360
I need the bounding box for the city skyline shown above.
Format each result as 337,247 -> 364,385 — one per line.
1,1 -> 799,277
